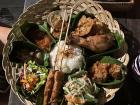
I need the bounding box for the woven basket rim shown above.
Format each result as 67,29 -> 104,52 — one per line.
2,0 -> 129,104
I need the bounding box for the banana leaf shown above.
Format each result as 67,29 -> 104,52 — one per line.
96,56 -> 127,86
16,61 -> 48,102
9,41 -> 50,67
71,11 -> 125,62
9,41 -> 37,63
20,21 -> 56,51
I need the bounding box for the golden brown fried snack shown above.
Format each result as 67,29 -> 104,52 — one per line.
43,70 -> 56,105
91,61 -> 122,83
109,64 -> 122,80
92,61 -> 110,83
72,15 -> 95,37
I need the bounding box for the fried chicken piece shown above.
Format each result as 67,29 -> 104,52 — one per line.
92,61 -> 110,83
86,34 -> 115,53
43,70 -> 56,105
50,71 -> 64,104
72,15 -> 95,37
70,34 -> 115,53
109,64 -> 122,80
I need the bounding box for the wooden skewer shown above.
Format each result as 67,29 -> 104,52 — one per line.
60,8 -> 74,70
54,8 -> 67,70
24,63 -> 27,79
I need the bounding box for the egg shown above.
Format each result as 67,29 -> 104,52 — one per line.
50,41 -> 85,73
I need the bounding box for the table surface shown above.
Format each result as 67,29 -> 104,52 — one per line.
5,0 -> 140,105
105,0 -> 140,105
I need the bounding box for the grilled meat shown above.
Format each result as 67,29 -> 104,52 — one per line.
50,71 -> 64,104
43,70 -> 64,105
43,70 -> 56,105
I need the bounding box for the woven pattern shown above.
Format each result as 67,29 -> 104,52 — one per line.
2,0 -> 129,104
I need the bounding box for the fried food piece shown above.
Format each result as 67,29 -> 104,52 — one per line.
109,64 -> 122,80
43,70 -> 56,105
71,34 -> 115,53
35,35 -> 52,51
92,61 -> 110,83
65,95 -> 86,104
50,71 -> 64,104
72,15 -> 95,37
52,17 -> 67,38
26,29 -> 52,51
85,34 -> 115,53
72,16 -> 110,37
91,62 -> 122,83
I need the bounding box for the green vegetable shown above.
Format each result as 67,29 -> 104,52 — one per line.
63,76 -> 99,104
16,60 -> 48,102
100,56 -> 122,65
38,22 -> 56,43
36,86 -> 44,105
113,32 -> 124,48
43,53 -> 49,67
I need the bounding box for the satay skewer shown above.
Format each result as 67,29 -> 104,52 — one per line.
23,63 -> 27,79
54,8 -> 67,70
60,8 -> 73,70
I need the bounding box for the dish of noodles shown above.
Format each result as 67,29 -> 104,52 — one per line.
3,0 -> 129,105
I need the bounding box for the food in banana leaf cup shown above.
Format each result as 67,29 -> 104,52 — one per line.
63,71 -> 100,105
16,60 -> 48,103
9,41 -> 50,67
20,21 -> 56,52
69,12 -> 125,61
90,56 -> 127,87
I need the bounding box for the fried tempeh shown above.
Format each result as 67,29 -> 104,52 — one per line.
43,70 -> 56,105
50,71 -> 64,104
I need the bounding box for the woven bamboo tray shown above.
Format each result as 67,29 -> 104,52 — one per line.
2,0 -> 129,105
